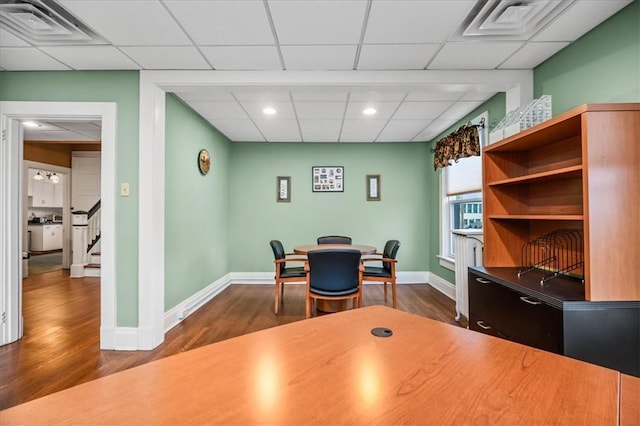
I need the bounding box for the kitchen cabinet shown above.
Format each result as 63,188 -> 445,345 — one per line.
30,179 -> 62,208
28,224 -> 63,251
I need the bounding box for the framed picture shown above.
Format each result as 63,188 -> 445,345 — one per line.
366,174 -> 381,201
277,176 -> 291,202
312,166 -> 344,192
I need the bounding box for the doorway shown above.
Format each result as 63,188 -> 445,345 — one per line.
0,101 -> 116,349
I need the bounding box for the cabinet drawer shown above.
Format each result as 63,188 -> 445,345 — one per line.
468,271 -> 563,353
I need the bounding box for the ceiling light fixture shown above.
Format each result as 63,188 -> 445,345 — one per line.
33,170 -> 44,181
23,121 -> 41,128
363,107 -> 377,115
262,107 -> 277,115
49,172 -> 60,184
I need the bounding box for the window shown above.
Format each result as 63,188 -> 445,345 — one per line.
439,112 -> 487,268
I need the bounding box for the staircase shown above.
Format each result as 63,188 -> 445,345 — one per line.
70,200 -> 101,278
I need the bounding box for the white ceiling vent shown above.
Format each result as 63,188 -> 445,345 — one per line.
0,0 -> 107,45
456,0 -> 575,40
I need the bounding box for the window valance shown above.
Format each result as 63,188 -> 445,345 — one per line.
432,120 -> 484,170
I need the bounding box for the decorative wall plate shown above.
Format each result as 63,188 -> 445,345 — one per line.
198,149 -> 210,175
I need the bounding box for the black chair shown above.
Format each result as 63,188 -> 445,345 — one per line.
305,249 -> 363,318
316,235 -> 352,244
362,240 -> 400,308
269,240 -> 306,315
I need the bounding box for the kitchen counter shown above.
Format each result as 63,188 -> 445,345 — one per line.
28,223 -> 63,251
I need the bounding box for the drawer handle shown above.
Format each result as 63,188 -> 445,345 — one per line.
476,321 -> 492,330
475,277 -> 491,284
520,296 -> 542,305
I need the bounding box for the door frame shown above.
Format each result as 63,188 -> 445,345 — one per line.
0,101 -> 116,348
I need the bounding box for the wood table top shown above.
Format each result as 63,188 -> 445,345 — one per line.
293,243 -> 377,255
0,306 -> 623,425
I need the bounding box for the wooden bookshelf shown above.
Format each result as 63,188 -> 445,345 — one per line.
482,103 -> 640,301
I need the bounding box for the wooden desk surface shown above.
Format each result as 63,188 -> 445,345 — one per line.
294,243 -> 377,255
0,306 -> 621,425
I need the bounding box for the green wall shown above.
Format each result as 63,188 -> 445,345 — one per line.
228,143 -> 431,273
0,71 -> 140,327
534,0 -> 640,113
165,94 -> 231,310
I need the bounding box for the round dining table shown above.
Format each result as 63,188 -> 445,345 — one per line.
293,243 -> 377,255
293,243 -> 378,313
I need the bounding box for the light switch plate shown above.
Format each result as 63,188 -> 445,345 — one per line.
120,182 -> 130,197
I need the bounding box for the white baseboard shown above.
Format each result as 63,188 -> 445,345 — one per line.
164,273 -> 233,332
100,326 -> 139,350
426,272 -> 455,300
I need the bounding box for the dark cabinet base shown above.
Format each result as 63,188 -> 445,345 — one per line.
469,266 -> 640,377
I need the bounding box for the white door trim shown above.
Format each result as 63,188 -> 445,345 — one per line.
0,101 -> 117,349
137,69 -> 533,350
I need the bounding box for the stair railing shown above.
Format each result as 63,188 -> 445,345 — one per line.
70,199 -> 101,278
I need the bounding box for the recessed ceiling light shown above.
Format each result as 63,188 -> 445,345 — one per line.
263,107 -> 277,115
23,121 -> 41,128
363,107 -> 377,115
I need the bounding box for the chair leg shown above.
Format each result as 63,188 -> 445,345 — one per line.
383,282 -> 388,304
274,281 -> 280,315
306,295 -> 311,319
391,280 -> 397,309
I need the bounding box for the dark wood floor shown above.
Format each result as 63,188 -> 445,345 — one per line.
0,269 -> 465,411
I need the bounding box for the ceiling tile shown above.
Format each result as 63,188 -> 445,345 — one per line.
341,119 -> 388,134
255,119 -> 302,142
294,101 -> 346,120
376,133 -> 420,143
393,101 -> 454,120
200,46 -> 282,70
364,0 -> 475,43
39,46 -> 140,70
344,101 -> 401,119
0,29 -> 29,47
357,44 -> 439,70
164,0 -> 274,45
269,0 -> 367,45
458,90 -> 497,102
281,45 -> 357,70
120,47 -> 211,70
340,132 -> 381,142
532,0 -> 633,42
299,119 -> 342,141
405,91 -> 463,102
188,102 -> 249,120
439,102 -> 484,120
239,100 -> 296,120
232,90 -> 291,102
428,42 -> 524,70
417,119 -> 460,141
499,42 -> 569,69
208,119 -> 264,142
59,0 -> 191,45
382,119 -> 431,134
0,48 -> 70,70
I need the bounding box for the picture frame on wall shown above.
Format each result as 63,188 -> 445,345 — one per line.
366,174 -> 381,201
277,176 -> 291,202
312,166 -> 344,192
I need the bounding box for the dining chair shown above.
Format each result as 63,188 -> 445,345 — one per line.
269,240 -> 307,315
362,240 -> 400,308
316,235 -> 352,244
305,249 -> 363,318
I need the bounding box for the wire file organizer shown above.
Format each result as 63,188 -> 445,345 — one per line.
518,229 -> 584,285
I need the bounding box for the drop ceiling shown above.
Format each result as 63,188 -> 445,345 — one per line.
0,0 -> 632,143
